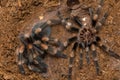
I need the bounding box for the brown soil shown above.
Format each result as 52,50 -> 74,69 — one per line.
0,0 -> 120,80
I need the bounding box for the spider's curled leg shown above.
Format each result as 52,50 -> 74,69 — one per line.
16,45 -> 26,74
27,44 -> 43,72
33,43 -> 44,55
40,43 -> 67,58
27,63 -> 42,73
41,36 -> 66,52
33,56 -> 48,73
48,46 -> 67,58
46,36 -> 77,53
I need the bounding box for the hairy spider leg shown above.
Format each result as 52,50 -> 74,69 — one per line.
91,44 -> 100,75
79,46 -> 83,69
73,16 -> 82,27
27,44 -> 41,72
93,0 -> 104,21
57,11 -> 79,33
47,45 -> 67,58
85,46 -> 90,64
95,13 -> 108,30
98,43 -> 120,59
38,42 -> 67,59
64,36 -> 77,48
68,42 -> 78,80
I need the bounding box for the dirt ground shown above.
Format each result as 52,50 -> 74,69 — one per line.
0,0 -> 120,80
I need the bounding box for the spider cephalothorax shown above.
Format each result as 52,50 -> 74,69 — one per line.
16,21 -> 67,74
78,27 -> 97,46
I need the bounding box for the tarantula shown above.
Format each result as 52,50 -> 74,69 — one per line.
16,21 -> 67,74
51,0 -> 120,80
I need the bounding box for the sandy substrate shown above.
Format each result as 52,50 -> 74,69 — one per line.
0,0 -> 120,80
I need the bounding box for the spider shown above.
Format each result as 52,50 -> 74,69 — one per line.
16,21 -> 67,74
50,0 -> 120,80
